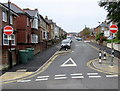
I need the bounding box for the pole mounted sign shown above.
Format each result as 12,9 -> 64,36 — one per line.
109,25 -> 118,33
4,25 -> 13,35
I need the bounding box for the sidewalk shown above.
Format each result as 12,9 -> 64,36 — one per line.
91,56 -> 119,74
1,43 -> 60,81
88,42 -> 120,59
87,42 -> 120,74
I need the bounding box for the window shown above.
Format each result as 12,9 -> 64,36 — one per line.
10,15 -> 13,25
42,31 -> 47,39
32,18 -> 38,29
43,31 -> 45,39
2,11 -> 7,22
27,17 -> 29,26
3,34 -> 15,45
31,34 -> 38,43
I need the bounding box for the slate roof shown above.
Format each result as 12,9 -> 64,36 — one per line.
0,2 -> 18,16
24,10 -> 38,17
3,3 -> 24,13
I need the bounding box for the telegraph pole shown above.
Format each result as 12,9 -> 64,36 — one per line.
8,0 -> 13,68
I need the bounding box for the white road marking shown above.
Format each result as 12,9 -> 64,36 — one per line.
37,76 -> 49,78
55,74 -> 66,77
35,78 -> 48,81
89,76 -> 101,78
17,80 -> 31,82
87,73 -> 98,75
84,41 -> 90,42
71,76 -> 84,79
71,73 -> 83,76
61,58 -> 77,67
106,75 -> 118,78
54,77 -> 67,80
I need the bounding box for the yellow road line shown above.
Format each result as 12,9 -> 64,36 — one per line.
86,42 -> 119,75
86,58 -> 119,75
1,51 -> 71,84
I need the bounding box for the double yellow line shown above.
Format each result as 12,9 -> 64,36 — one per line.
86,43 -> 119,75
1,50 -> 71,84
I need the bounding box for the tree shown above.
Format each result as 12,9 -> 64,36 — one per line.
80,27 -> 90,38
99,1 -> 120,39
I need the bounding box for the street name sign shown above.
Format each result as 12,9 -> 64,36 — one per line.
4,25 -> 13,35
109,25 -> 118,33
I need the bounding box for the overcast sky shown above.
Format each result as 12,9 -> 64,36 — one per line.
1,0 -> 108,33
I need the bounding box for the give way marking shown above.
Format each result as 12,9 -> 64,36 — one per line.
61,58 -> 77,67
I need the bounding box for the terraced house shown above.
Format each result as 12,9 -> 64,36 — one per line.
0,2 -> 18,70
39,15 -> 50,51
0,1 -> 66,70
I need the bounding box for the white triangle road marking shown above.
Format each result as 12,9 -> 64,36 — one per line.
61,58 -> 77,67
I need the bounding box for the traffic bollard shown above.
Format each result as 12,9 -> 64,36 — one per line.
103,51 -> 106,60
111,49 -> 114,66
99,49 -> 102,64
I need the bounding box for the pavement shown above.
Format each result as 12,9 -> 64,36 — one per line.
87,42 -> 120,74
1,43 -> 60,82
0,41 -> 120,83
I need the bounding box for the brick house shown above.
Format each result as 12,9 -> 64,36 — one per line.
0,2 -> 18,70
23,8 -> 40,54
39,15 -> 50,51
3,3 -> 33,52
45,17 -> 56,46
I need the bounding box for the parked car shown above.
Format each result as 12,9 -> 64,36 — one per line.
67,36 -> 72,43
60,39 -> 71,50
76,37 -> 82,41
66,38 -> 72,43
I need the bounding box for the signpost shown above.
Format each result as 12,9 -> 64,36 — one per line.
4,25 -> 13,35
109,25 -> 118,66
4,25 -> 13,68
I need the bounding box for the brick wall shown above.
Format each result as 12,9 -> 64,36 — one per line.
2,49 -> 17,69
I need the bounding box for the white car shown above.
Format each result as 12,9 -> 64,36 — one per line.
60,39 -> 71,49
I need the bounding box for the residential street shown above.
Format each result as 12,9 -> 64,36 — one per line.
2,38 -> 118,89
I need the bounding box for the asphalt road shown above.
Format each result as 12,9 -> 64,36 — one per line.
2,38 -> 118,89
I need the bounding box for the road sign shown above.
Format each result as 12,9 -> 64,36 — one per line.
61,58 -> 77,67
109,25 -> 118,33
4,25 -> 13,35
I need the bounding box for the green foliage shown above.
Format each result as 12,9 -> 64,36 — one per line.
80,27 -> 90,37
106,38 -> 120,44
99,1 -> 120,40
96,33 -> 104,41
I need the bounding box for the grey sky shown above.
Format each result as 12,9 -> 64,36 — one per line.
1,0 -> 108,33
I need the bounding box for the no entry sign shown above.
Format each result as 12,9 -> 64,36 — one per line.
4,25 -> 13,35
109,25 -> 118,33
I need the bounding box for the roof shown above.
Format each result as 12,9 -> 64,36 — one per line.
47,19 -> 54,24
100,23 -> 108,28
3,3 -> 24,13
24,9 -> 38,17
0,2 -> 18,16
39,14 -> 49,25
